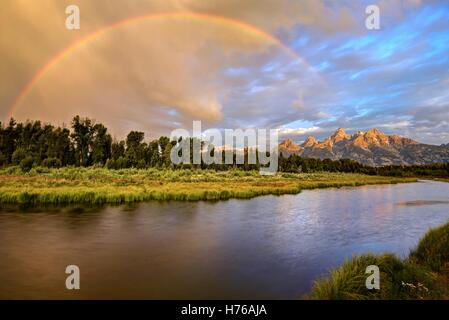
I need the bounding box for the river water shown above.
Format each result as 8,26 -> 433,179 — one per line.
1,180 -> 449,299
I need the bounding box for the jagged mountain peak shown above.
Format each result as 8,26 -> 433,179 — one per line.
279,138 -> 296,147
333,127 -> 347,135
331,128 -> 351,143
315,138 -> 334,150
301,136 -> 318,148
363,128 -> 390,146
279,138 -> 302,155
366,128 -> 384,135
389,134 -> 418,146
279,128 -> 449,166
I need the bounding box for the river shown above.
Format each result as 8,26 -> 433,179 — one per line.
1,180 -> 449,299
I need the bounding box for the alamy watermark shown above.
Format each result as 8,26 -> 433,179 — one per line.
65,5 -> 80,30
64,4 -> 380,31
170,121 -> 279,175
365,5 -> 380,30
366,265 -> 380,290
65,265 -> 80,290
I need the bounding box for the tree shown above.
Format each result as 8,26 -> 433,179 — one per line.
125,131 -> 145,167
158,136 -> 174,167
71,116 -> 93,166
111,140 -> 125,160
91,124 -> 112,165
0,119 -> 19,164
46,127 -> 74,166
146,140 -> 160,167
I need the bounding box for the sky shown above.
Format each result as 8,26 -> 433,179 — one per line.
1,0 -> 448,144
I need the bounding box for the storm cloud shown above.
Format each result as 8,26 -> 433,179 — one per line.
1,0 -> 448,143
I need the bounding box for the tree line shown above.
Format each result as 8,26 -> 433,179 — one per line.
279,154 -> 449,177
0,116 -> 174,171
1,116 -> 448,178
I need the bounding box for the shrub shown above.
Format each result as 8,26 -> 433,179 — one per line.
116,156 -> 129,169
19,156 -> 34,172
136,159 -> 147,169
34,166 -> 51,174
42,157 -> 62,168
12,148 -> 27,165
0,152 -> 6,167
106,159 -> 117,169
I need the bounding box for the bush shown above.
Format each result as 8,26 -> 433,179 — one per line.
12,148 -> 27,165
30,166 -> 50,174
105,158 -> 117,169
19,156 -> 34,172
136,159 -> 147,169
0,152 -> 6,167
116,156 -> 129,169
42,157 -> 62,168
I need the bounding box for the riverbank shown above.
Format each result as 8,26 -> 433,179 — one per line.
0,167 -> 417,205
310,221 -> 449,300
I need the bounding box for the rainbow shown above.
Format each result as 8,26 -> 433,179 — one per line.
9,11 -> 314,119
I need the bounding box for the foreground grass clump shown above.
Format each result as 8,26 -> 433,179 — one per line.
0,166 -> 416,205
409,223 -> 449,273
310,221 -> 449,300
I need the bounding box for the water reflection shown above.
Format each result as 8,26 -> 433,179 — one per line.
0,181 -> 449,299
395,200 -> 449,206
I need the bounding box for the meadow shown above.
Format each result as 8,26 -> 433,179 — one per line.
0,166 -> 416,205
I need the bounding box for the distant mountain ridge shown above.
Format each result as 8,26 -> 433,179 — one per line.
279,128 -> 449,166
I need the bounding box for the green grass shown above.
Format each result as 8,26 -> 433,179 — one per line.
309,221 -> 449,300
0,166 -> 416,205
409,222 -> 449,273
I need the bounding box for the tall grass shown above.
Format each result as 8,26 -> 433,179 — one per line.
409,223 -> 449,272
0,166 -> 416,205
310,221 -> 449,300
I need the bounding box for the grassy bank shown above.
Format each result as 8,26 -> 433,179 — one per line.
310,221 -> 449,300
0,166 -> 416,205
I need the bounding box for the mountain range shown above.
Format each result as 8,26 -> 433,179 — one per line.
279,128 -> 449,166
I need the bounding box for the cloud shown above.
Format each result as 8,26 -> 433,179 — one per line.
378,121 -> 412,129
1,0 -> 337,137
2,0 -> 449,145
278,126 -> 322,139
